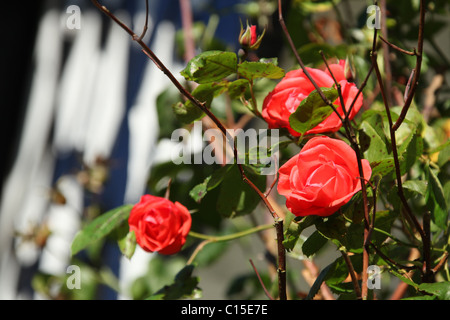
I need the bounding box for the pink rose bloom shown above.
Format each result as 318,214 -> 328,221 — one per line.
262,60 -> 363,136
277,136 -> 372,217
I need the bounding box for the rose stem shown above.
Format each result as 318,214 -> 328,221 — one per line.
392,0 -> 425,131
278,0 -> 370,299
370,16 -> 428,279
380,0 -> 394,108
186,223 -> 275,265
249,259 -> 275,300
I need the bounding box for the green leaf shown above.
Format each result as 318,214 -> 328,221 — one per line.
191,82 -> 228,106
325,254 -> 362,287
369,158 -> 395,177
189,176 -> 212,203
371,210 -> 399,246
227,79 -> 249,99
71,204 -> 133,256
117,230 -> 137,260
426,165 -> 448,230
402,180 -> 428,196
302,230 -> 328,257
283,215 -> 318,251
388,268 -> 419,289
398,134 -> 423,175
315,214 -> 347,247
216,165 -> 266,218
359,120 -> 391,163
189,165 -> 233,202
237,61 -> 285,82
418,282 -> 450,300
305,263 -> 334,300
149,264 -> 201,300
180,51 -> 237,84
437,140 -> 450,167
289,88 -> 338,135
172,101 -> 204,124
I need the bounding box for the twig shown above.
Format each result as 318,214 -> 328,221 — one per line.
345,64 -> 374,121
422,211 -> 433,282
187,239 -> 211,265
389,248 -> 420,300
371,49 -> 426,245
379,36 -> 416,56
404,69 -> 416,102
432,252 -> 449,274
275,219 -> 287,300
380,0 -> 393,107
278,0 -> 372,299
164,178 -> 172,200
392,0 -> 426,131
340,250 -> 362,299
179,0 -> 196,62
277,0 -> 344,124
369,242 -> 417,272
187,223 -> 274,265
264,155 -> 279,198
249,259 -> 275,300
320,51 -> 347,118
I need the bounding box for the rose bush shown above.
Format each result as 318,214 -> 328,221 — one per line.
62,1 -> 450,302
261,60 -> 363,136
128,194 -> 192,255
277,136 -> 372,217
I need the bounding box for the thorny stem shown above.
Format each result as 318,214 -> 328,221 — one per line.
187,224 -> 275,265
278,0 -> 371,299
275,219 -> 287,300
91,0 -> 287,299
249,259 -> 275,300
380,0 -> 393,108
379,36 -> 416,56
371,41 -> 425,237
320,51 -> 347,118
137,0 -> 149,41
179,0 -> 196,61
277,0 -> 343,122
340,250 -> 362,298
392,0 -> 426,131
370,2 -> 429,283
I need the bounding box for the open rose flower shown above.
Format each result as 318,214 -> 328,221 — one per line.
277,136 -> 372,217
262,60 -> 363,136
128,195 -> 192,255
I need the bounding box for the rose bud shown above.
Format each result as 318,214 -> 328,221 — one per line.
277,136 -> 372,217
128,195 -> 192,255
239,21 -> 265,50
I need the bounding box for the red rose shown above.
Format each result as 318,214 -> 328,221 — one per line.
128,195 -> 192,255
277,136 -> 372,217
261,60 -> 363,136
